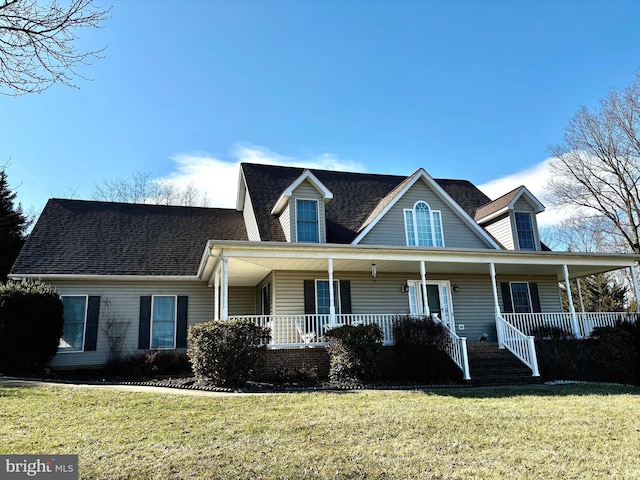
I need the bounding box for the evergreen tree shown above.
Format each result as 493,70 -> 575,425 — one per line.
562,273 -> 628,313
0,168 -> 28,281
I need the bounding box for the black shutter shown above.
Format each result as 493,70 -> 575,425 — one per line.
340,280 -> 352,314
529,283 -> 541,313
84,296 -> 100,351
176,296 -> 189,348
500,283 -> 513,313
303,280 -> 316,314
138,296 -> 152,349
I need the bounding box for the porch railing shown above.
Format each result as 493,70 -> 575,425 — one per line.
229,313 -> 470,380
495,314 -> 540,377
502,312 -> 638,338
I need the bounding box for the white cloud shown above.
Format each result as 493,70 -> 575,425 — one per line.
162,144 -> 365,208
477,158 -> 571,228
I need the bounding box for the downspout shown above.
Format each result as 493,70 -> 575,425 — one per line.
563,264 -> 581,338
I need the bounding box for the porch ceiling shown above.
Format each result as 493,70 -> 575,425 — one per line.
200,241 -> 640,287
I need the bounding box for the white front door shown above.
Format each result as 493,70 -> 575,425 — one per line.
407,280 -> 455,330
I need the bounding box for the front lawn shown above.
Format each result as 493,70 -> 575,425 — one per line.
1,383 -> 639,479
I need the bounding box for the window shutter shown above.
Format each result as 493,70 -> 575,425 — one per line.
529,283 -> 541,313
83,296 -> 101,351
138,296 -> 152,349
303,280 -> 316,314
500,283 -> 513,313
340,280 -> 352,314
176,296 -> 189,348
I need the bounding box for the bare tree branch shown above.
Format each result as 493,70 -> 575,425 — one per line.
93,171 -> 210,208
0,0 -> 110,96
547,72 -> 640,254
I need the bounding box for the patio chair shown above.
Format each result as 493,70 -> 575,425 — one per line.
295,319 -> 316,344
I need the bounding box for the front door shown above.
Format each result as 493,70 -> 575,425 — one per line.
407,281 -> 455,330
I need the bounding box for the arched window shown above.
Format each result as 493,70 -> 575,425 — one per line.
404,201 -> 444,247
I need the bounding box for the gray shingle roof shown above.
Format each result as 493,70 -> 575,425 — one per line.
474,186 -> 523,221
241,163 -> 492,243
11,199 -> 247,276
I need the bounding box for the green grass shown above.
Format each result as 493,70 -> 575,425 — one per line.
1,384 -> 639,479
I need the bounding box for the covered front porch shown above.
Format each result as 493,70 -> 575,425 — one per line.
198,241 -> 640,380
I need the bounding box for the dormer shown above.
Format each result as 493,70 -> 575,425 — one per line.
475,186 -> 545,251
271,169 -> 333,243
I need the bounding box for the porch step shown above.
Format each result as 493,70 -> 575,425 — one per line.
466,342 -> 542,387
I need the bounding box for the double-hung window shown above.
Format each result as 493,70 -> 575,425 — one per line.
316,280 -> 340,315
510,282 -> 532,313
515,212 -> 536,250
151,295 -> 177,349
60,296 -> 87,351
404,201 -> 444,247
296,199 -> 319,243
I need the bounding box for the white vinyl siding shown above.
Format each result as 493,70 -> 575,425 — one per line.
242,189 -> 261,241
359,180 -> 488,248
278,203 -> 291,242
483,214 -> 514,250
49,280 -> 215,368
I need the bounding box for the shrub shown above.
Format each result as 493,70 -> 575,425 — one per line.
0,280 -> 63,374
392,315 -> 462,383
324,324 -> 383,386
187,319 -> 270,387
103,350 -> 192,378
589,321 -> 639,385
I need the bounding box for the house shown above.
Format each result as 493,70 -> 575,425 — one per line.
10,162 -> 640,380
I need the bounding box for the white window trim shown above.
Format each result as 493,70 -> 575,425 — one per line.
295,198 -> 320,243
513,210 -> 537,251
59,295 -> 88,353
314,279 -> 341,314
403,201 -> 445,247
150,295 -> 178,350
509,281 -> 533,313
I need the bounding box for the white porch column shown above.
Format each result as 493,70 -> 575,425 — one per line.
489,263 -> 503,347
214,266 -> 220,321
328,258 -> 336,327
576,277 -> 586,318
420,260 -> 430,316
563,264 -> 581,338
221,256 -> 229,321
630,265 -> 640,313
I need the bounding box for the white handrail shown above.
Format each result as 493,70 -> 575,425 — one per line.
502,312 -> 637,338
230,313 -> 471,380
495,314 -> 540,377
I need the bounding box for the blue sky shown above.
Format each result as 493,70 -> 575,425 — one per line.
3,0 -> 640,226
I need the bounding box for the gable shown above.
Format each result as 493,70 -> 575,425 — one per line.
356,179 -> 491,248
